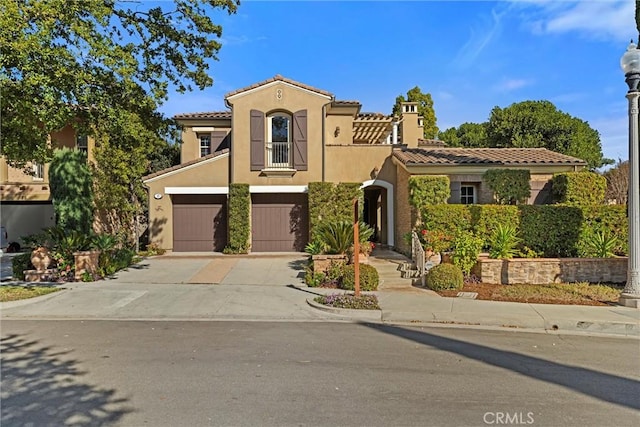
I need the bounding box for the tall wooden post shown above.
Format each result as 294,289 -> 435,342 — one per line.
353,198 -> 360,297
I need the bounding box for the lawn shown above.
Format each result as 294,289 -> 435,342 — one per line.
437,282 -> 623,306
0,286 -> 60,302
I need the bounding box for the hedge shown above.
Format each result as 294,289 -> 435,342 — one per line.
468,205 -> 520,248
224,183 -> 250,254
551,172 -> 606,206
483,169 -> 531,205
408,176 -> 450,209
308,182 -> 362,242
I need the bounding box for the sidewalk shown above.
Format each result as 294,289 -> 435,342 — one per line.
1,251 -> 639,337
364,249 -> 640,337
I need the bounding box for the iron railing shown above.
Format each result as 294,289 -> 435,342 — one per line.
266,141 -> 292,169
411,231 -> 426,286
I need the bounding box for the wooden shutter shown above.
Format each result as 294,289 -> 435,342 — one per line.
449,181 -> 461,204
292,110 -> 308,171
250,109 -> 265,171
211,131 -> 228,152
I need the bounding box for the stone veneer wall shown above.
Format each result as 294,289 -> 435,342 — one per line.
476,257 -> 627,285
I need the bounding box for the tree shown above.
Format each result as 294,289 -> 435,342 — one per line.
438,122 -> 488,147
0,0 -> 238,166
486,100 -> 611,169
392,86 -> 438,139
49,148 -> 94,234
604,160 -> 629,205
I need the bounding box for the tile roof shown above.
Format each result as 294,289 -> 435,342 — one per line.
225,74 -> 333,98
173,111 -> 232,120
418,138 -> 448,147
332,100 -> 361,106
142,149 -> 229,181
357,112 -> 393,120
393,147 -> 587,166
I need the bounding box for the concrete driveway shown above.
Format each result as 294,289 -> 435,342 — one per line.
0,254 -> 339,321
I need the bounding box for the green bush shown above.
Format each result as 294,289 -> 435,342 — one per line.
551,172 -> 606,205
304,267 -> 325,287
577,205 -> 627,256
468,205 -> 519,248
418,205 -> 472,242
339,264 -> 379,291
314,293 -> 380,310
580,230 -> 619,258
488,224 -> 521,259
99,248 -> 136,276
425,263 -> 464,291
408,175 -> 450,208
518,205 -> 583,257
450,231 -> 483,276
308,182 -> 362,242
12,253 -> 33,280
483,169 -> 531,204
313,221 -> 373,255
225,183 -> 250,254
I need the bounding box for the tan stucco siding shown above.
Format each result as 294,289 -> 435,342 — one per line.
324,145 -> 394,183
179,119 -> 232,163
324,114 -> 354,145
228,81 -> 328,185
395,164 -> 412,254
144,155 -> 230,250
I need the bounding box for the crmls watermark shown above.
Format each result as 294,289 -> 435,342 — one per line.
483,412 -> 535,425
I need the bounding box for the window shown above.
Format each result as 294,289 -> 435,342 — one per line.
76,135 -> 88,155
32,163 -> 44,180
199,134 -> 211,157
267,113 -> 291,168
461,185 -> 477,204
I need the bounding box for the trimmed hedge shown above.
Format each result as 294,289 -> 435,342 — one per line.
339,264 -> 379,291
551,172 -> 606,206
469,205 -> 520,248
308,182 -> 362,242
225,183 -> 250,254
425,263 -> 464,291
483,169 -> 531,205
418,205 -> 472,241
408,175 -> 450,208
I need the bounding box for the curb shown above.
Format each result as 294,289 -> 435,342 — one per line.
306,298 -> 382,321
0,286 -> 67,309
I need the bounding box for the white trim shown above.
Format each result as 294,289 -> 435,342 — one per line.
361,179 -> 395,246
192,126 -> 215,132
226,80 -> 332,101
164,187 -> 229,194
143,153 -> 229,183
249,185 -> 308,193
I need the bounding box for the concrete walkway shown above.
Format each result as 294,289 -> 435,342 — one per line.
1,250 -> 639,337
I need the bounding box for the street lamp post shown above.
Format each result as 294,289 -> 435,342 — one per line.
620,41 -> 640,308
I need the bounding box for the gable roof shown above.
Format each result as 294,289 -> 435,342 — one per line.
142,149 -> 229,182
418,138 -> 448,147
173,111 -> 232,120
225,74 -> 334,99
393,147 -> 587,166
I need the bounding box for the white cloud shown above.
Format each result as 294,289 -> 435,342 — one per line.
515,0 -> 634,42
493,78 -> 534,91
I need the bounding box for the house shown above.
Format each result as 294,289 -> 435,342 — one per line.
143,75 -> 588,254
0,126 -> 96,243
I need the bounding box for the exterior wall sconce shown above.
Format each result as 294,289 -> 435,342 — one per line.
334,126 -> 341,137
370,166 -> 379,179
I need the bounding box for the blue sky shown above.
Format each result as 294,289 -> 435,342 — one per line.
159,0 -> 634,162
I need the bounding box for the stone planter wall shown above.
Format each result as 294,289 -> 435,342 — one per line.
74,250 -> 101,281
476,257 -> 627,285
311,254 -> 348,274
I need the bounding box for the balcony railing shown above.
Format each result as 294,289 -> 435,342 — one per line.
266,141 -> 292,169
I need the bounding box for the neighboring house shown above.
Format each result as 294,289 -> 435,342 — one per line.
143,75 -> 587,254
0,126 -> 95,243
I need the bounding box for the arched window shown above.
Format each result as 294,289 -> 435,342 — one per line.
267,113 -> 291,168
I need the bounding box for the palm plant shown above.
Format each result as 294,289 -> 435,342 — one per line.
488,224 -> 521,259
584,230 -> 618,258
313,221 -> 374,255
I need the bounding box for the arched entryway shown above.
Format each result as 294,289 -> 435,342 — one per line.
361,179 -> 394,247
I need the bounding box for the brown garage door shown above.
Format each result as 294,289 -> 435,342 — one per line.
251,193 -> 308,252
173,195 -> 227,252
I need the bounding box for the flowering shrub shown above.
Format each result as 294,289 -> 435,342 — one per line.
417,229 -> 452,253
314,293 -> 380,310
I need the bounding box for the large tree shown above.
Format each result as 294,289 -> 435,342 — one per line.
439,122 -> 488,148
0,0 -> 238,167
486,100 -> 610,169
392,86 -> 438,139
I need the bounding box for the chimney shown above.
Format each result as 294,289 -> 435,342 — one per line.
400,102 -> 421,148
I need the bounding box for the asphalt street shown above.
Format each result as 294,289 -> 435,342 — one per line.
2,320 -> 639,427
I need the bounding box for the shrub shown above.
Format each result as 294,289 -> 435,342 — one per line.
425,263 -> 464,291
314,293 -> 380,310
308,182 -> 363,242
313,221 -> 373,255
488,224 -> 521,259
418,205 -> 472,243
450,232 -> 483,276
468,204 -> 519,248
12,253 -> 33,280
99,248 -> 136,276
551,172 -> 606,206
581,230 -> 618,258
304,267 -> 326,287
408,175 -> 450,208
225,183 -> 250,254
483,169 -> 531,204
339,264 -> 379,291
518,205 -> 582,257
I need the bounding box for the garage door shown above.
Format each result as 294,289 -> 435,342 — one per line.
173,195 -> 227,252
251,193 -> 308,252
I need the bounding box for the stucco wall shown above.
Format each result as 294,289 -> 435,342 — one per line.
179,119 -> 232,163
144,155 -> 230,249
227,81 -> 329,185
324,145 -> 394,183
325,114 -> 355,145
395,164 -> 412,254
